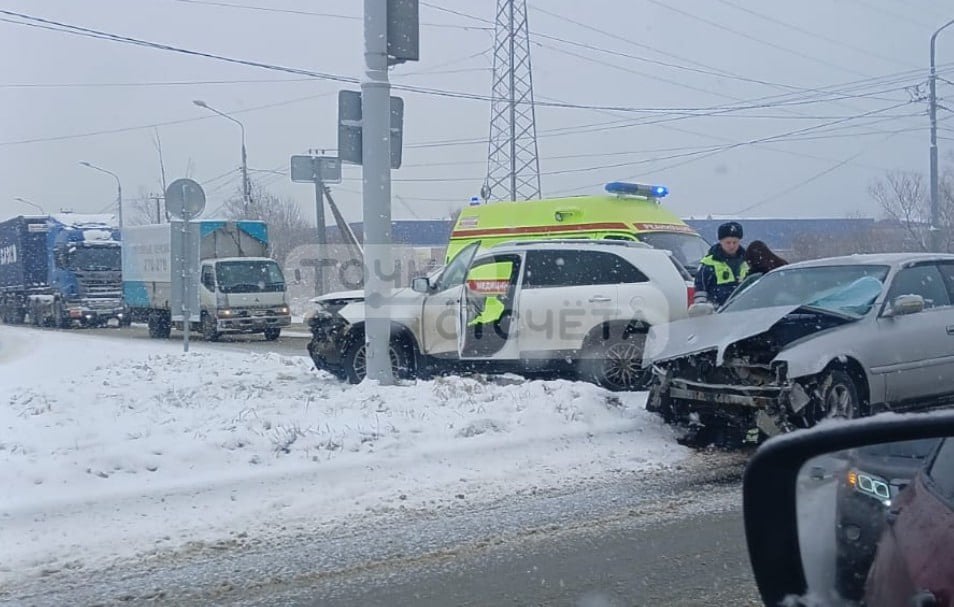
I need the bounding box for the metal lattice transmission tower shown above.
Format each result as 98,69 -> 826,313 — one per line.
483,0 -> 541,202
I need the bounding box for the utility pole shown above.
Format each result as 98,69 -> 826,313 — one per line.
362,0 -> 395,384
308,150 -> 328,296
483,0 -> 541,202
149,194 -> 165,224
930,19 -> 954,252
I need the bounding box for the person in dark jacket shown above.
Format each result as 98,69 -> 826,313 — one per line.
745,240 -> 787,274
694,221 -> 748,307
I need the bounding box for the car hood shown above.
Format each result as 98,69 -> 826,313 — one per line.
645,304 -> 833,366
313,289 -> 365,304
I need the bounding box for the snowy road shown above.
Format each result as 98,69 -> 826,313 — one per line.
0,324 -> 751,605
27,322 -> 313,357
2,451 -> 757,606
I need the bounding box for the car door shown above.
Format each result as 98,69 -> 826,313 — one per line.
865,438 -> 954,605
457,253 -> 522,360
876,262 -> 954,408
420,242 -> 480,356
516,250 -> 622,357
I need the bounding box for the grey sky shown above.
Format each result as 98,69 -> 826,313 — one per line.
1,0 -> 952,225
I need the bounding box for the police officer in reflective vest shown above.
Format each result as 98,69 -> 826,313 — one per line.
694,221 -> 749,307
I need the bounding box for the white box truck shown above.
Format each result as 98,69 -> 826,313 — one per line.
123,220 -> 291,340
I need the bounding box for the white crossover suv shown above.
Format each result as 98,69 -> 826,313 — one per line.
307,239 -> 693,390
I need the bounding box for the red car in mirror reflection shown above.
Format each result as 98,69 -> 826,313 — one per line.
865,437 -> 954,606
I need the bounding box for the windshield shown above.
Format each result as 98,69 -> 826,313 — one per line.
65,245 -> 120,271
721,264 -> 890,315
215,259 -> 285,293
637,232 -> 709,270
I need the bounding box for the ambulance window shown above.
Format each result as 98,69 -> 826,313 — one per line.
604,234 -> 636,241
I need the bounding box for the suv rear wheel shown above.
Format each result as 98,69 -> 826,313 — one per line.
580,329 -> 650,391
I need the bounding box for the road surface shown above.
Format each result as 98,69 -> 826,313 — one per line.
2,453 -> 763,606
20,322 -> 313,357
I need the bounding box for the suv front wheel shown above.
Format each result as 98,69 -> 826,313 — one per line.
342,336 -> 411,384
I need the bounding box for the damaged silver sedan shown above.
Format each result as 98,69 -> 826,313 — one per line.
644,253 -> 954,447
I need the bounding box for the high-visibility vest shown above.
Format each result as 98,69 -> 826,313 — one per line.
699,255 -> 749,285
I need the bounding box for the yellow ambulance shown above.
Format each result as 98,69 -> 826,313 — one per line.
446,182 -> 709,275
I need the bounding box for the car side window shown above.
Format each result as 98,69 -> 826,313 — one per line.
927,438 -> 954,504
201,266 -> 215,290
886,264 -> 951,309
524,251 -> 647,288
524,251 -> 583,288
936,262 -> 954,303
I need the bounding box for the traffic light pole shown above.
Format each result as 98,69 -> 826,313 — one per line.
361,0 -> 395,384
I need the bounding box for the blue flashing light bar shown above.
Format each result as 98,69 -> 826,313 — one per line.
605,181 -> 669,199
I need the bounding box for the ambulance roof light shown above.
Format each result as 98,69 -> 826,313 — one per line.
605,181 -> 669,199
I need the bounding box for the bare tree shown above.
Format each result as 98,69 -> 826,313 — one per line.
868,171 -> 933,251
223,181 -> 312,265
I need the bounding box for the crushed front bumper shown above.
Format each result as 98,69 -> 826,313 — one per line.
647,364 -> 810,437
306,314 -> 352,377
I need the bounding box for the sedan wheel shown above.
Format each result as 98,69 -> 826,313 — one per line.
807,370 -> 861,426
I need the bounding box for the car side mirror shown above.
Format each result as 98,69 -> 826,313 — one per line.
743,412 -> 954,606
411,277 -> 431,294
294,269 -> 302,283
887,294 -> 925,317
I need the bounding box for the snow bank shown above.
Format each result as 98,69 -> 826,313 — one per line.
0,326 -> 686,580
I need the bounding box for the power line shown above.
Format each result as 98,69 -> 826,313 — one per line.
527,3 -> 875,107
555,100 -> 915,194
0,11 -> 839,117
534,39 -> 917,116
2,48 -> 490,90
849,0 -> 936,29
0,89 -> 339,146
643,0 -> 873,78
711,0 -> 917,69
167,0 -> 493,30
731,133 -> 902,215
0,77 -> 316,88
3,9 -> 946,120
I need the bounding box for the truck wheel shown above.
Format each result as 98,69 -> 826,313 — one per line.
263,328 -> 281,341
201,313 -> 220,341
148,313 -> 171,339
54,301 -> 70,329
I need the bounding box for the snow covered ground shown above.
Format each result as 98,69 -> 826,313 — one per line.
0,325 -> 687,584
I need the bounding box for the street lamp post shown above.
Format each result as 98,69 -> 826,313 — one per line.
193,99 -> 251,217
80,161 -> 123,228
930,19 -> 954,252
14,196 -> 44,214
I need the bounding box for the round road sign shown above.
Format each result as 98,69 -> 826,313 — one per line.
165,178 -> 206,220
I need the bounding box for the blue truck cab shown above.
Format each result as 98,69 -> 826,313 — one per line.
0,213 -> 126,328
